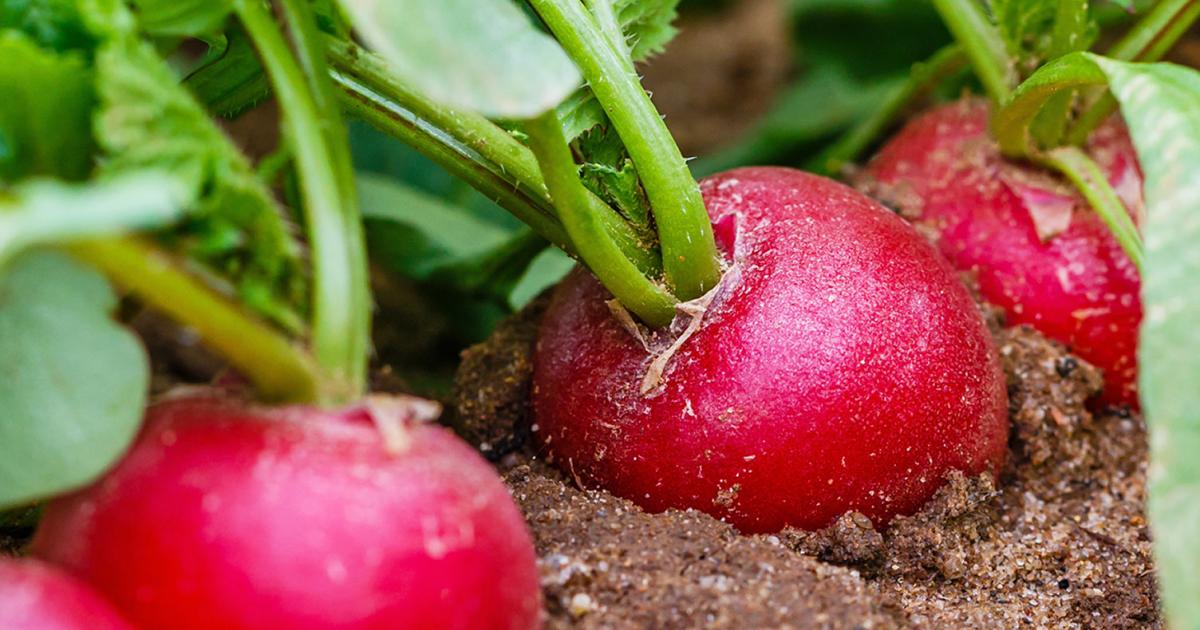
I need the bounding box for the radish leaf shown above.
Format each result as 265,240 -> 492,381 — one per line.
0,0 -> 96,53
612,0 -> 680,60
336,0 -> 580,119
127,0 -> 230,38
93,34 -> 308,331
0,32 -> 94,180
0,173 -> 188,268
0,251 -> 148,509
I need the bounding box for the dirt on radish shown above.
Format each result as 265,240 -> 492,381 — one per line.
454,292 -> 1156,628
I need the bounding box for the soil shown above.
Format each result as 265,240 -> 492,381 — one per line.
454,293 -> 1158,629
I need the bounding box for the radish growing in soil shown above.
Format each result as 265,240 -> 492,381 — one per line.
33,394 -> 541,630
532,167 -> 1009,532
863,99 -> 1142,408
0,558 -> 134,630
3,1 -> 543,628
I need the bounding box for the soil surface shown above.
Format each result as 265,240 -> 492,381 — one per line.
454,293 -> 1158,629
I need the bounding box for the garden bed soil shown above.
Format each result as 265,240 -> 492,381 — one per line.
454,293 -> 1158,629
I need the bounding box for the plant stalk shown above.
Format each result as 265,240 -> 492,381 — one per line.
237,0 -> 370,405
529,0 -> 720,301
325,42 -> 662,278
1068,0 -> 1200,144
71,238 -> 320,402
931,0 -> 1014,105
525,111 -> 676,327
1038,146 -> 1144,271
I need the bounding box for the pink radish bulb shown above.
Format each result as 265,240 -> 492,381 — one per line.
531,167 -> 1009,533
32,393 -> 541,630
864,98 -> 1143,408
0,557 -> 134,630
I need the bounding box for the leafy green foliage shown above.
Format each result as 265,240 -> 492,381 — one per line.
576,125 -> 652,229
127,0 -> 230,38
989,0 -> 1096,71
1093,57 -> 1200,630
613,0 -> 680,60
0,32 -> 94,180
92,35 -> 308,331
357,172 -> 560,304
0,0 -> 96,53
0,251 -> 147,509
0,172 -> 188,267
184,26 -> 271,118
337,0 -> 581,119
358,173 -> 513,280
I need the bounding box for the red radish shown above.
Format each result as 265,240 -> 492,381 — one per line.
0,557 -> 134,630
32,393 -> 541,630
863,98 -> 1142,408
531,167 -> 1008,533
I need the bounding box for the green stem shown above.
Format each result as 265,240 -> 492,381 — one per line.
334,70 -> 572,249
529,0 -> 720,301
1038,146 -> 1144,271
1068,0 -> 1200,144
236,0 -> 368,405
584,0 -> 633,70
72,238 -> 320,402
325,40 -> 662,276
525,111 -> 676,327
931,0 -> 1014,104
812,45 -> 966,175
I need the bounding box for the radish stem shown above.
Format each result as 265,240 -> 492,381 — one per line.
71,238 -> 320,402
237,0 -> 369,405
325,40 -> 663,277
930,0 -> 1014,105
524,110 -> 676,327
1039,146 -> 1144,271
529,0 -> 720,301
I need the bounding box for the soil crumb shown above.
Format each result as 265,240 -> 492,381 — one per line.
455,298 -> 1158,628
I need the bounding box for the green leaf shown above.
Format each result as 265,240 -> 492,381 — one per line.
0,31 -> 95,181
576,124 -> 652,229
0,171 -> 189,268
0,0 -> 97,53
358,172 -> 556,306
1094,58 -> 1200,630
989,0 -> 1096,69
185,25 -> 271,118
358,172 -> 511,279
336,0 -> 581,118
0,250 -> 148,508
508,246 -> 572,308
612,0 -> 680,60
127,0 -> 231,37
93,35 -> 308,331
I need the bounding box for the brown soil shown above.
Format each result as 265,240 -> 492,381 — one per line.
454,295 -> 1158,628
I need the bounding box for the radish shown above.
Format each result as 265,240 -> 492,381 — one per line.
0,557 -> 134,630
531,167 -> 1009,533
32,393 -> 541,630
863,98 -> 1143,408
